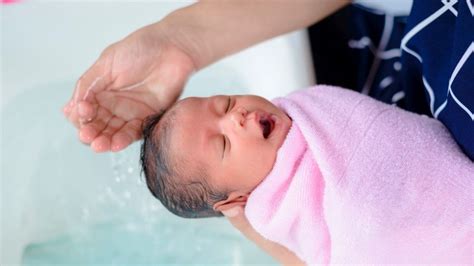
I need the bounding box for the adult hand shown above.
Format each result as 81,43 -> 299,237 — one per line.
63,1 -> 349,153
63,23 -> 195,152
223,207 -> 305,266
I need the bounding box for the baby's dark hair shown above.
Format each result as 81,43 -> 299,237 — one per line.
140,109 -> 227,218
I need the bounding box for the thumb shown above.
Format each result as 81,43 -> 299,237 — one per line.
73,58 -> 111,105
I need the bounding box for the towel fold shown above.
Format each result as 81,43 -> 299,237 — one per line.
245,85 -> 473,264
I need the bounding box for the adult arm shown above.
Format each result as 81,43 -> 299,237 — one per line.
223,207 -> 305,265
64,0 -> 349,152
162,0 -> 351,70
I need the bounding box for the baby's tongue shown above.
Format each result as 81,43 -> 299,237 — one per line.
260,117 -> 272,139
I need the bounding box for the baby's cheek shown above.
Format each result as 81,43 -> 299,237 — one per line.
257,142 -> 278,173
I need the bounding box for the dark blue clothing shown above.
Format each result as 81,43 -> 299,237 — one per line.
402,0 -> 473,160
308,0 -> 473,160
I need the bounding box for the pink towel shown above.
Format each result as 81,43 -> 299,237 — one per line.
245,85 -> 473,264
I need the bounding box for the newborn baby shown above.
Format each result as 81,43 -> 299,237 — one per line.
140,91 -> 292,218
140,85 -> 473,264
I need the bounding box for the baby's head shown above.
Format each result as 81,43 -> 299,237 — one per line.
140,94 -> 291,218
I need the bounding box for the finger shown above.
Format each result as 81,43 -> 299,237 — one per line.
110,132 -> 132,152
102,117 -> 126,137
90,121 -> 118,153
73,59 -> 111,104
91,135 -> 111,153
91,116 -> 125,152
63,66 -> 104,128
62,75 -> 99,119
79,125 -> 100,144
78,100 -> 98,122
66,105 -> 82,129
62,100 -> 75,116
79,117 -> 110,144
111,119 -> 142,152
96,91 -> 155,121
78,106 -> 113,143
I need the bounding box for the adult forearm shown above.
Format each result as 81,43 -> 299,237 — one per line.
244,224 -> 306,265
159,0 -> 350,70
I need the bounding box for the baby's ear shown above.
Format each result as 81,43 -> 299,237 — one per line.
213,192 -> 248,212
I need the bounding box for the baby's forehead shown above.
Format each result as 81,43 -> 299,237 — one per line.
160,97 -> 196,125
165,98 -> 212,167
168,96 -> 212,125
171,97 -> 199,116
160,100 -> 195,151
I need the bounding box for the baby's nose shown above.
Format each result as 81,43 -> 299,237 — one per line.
230,107 -> 248,127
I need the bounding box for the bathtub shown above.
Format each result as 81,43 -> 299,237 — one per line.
1,1 -> 314,265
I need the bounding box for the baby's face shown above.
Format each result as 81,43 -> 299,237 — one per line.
168,94 -> 292,196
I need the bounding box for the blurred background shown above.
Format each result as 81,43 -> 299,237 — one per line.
1,1 -> 315,265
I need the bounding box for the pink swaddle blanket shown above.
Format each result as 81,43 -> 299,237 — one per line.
245,85 -> 473,264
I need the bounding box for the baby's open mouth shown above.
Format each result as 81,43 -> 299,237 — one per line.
259,115 -> 275,139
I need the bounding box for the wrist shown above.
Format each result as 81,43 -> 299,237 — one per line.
152,7 -> 212,71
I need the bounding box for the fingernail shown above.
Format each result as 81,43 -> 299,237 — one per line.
222,207 -> 240,217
